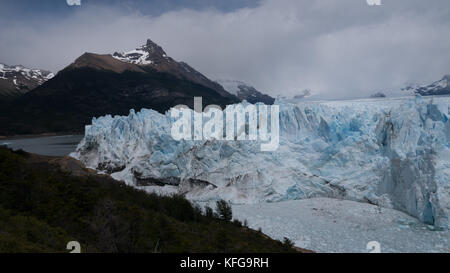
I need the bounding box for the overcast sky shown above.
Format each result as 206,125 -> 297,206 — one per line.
1,0 -> 450,98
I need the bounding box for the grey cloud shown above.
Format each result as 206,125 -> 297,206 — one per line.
1,0 -> 450,98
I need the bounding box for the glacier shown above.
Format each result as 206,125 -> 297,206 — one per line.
232,198 -> 450,253
71,95 -> 450,229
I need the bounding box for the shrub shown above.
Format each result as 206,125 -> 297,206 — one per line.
232,219 -> 242,227
282,237 -> 294,250
204,206 -> 216,219
0,147 -> 302,253
215,199 -> 232,222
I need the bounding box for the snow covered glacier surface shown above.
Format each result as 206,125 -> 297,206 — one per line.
71,96 -> 450,229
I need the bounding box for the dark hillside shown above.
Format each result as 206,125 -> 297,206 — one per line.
0,147 -> 306,253
0,66 -> 238,135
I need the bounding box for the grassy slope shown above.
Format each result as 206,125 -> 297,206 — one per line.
0,148 -> 302,253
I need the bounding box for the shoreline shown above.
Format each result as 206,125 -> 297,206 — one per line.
0,132 -> 83,141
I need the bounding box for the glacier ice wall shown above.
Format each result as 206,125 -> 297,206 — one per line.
71,96 -> 450,229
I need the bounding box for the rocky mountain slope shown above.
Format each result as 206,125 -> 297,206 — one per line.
215,79 -> 275,104
0,63 -> 53,101
403,75 -> 450,96
113,39 -> 233,98
0,39 -> 239,135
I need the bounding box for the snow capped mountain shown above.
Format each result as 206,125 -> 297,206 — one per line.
404,75 -> 450,96
112,39 -> 167,65
0,38 -> 241,135
72,95 -> 450,229
0,63 -> 54,100
215,79 -> 275,104
0,64 -> 54,83
113,39 -> 234,98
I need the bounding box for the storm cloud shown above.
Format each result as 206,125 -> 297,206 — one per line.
1,0 -> 450,98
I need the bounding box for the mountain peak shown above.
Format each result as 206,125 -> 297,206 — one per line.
110,39 -> 235,99
112,39 -> 169,66
142,39 -> 167,57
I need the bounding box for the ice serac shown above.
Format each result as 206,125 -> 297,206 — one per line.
72,96 -> 450,229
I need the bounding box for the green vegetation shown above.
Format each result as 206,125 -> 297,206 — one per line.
282,237 -> 295,251
215,200 -> 233,222
0,147 -> 298,253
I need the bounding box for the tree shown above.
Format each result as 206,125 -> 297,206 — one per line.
215,200 -> 232,222
282,237 -> 294,250
204,206 -> 216,219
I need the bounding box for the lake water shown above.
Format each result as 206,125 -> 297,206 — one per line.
0,135 -> 84,156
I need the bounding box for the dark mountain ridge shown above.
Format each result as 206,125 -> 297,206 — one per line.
113,39 -> 232,98
0,39 -> 240,136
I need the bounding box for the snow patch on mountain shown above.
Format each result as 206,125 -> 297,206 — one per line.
112,39 -> 169,66
112,48 -> 154,65
72,95 -> 450,229
0,63 -> 54,84
404,75 -> 450,96
111,39 -> 235,99
215,79 -> 245,96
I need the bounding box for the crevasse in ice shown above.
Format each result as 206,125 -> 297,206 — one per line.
71,96 -> 450,229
